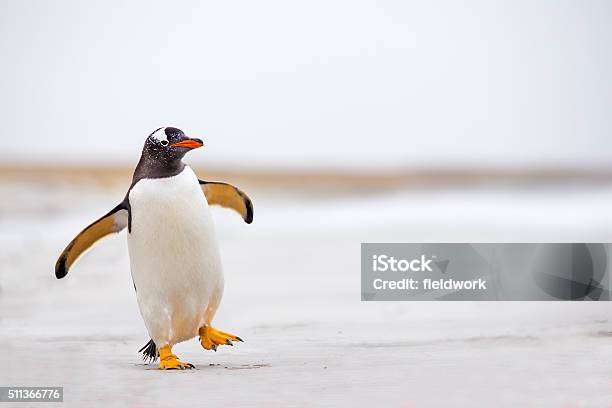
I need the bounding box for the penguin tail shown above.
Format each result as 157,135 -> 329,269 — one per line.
139,339 -> 158,363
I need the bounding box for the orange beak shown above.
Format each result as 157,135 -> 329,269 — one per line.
170,138 -> 204,149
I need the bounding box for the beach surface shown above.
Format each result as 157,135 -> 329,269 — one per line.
1,177 -> 612,407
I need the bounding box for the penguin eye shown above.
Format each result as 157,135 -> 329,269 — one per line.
160,140 -> 169,146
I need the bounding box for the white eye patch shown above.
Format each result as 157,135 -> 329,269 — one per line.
150,127 -> 168,143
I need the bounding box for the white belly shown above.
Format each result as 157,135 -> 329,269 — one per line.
127,166 -> 223,346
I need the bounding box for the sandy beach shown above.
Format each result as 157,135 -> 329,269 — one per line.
1,172 -> 611,407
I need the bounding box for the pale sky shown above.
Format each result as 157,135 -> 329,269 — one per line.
0,0 -> 611,170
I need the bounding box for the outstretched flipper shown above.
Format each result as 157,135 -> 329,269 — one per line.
199,180 -> 253,224
55,203 -> 129,279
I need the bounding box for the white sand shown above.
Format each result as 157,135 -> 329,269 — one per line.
1,182 -> 612,407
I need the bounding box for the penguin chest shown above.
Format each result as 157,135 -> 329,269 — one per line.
127,167 -> 223,344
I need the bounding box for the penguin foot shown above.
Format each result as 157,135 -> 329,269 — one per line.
199,326 -> 243,351
158,344 -> 195,370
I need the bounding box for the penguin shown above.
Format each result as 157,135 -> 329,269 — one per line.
55,127 -> 253,369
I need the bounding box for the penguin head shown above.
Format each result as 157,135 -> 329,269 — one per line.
132,127 -> 203,181
144,127 -> 203,162
142,127 -> 204,165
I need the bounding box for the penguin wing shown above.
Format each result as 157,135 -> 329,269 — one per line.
55,203 -> 129,279
199,180 -> 254,224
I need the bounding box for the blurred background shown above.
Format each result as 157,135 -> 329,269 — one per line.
1,0 -> 612,406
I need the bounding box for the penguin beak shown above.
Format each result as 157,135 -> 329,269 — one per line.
170,138 -> 204,149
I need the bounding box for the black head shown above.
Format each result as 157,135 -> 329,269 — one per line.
132,127 -> 204,182
146,126 -> 203,157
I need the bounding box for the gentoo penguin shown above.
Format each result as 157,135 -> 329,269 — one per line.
55,127 -> 253,369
